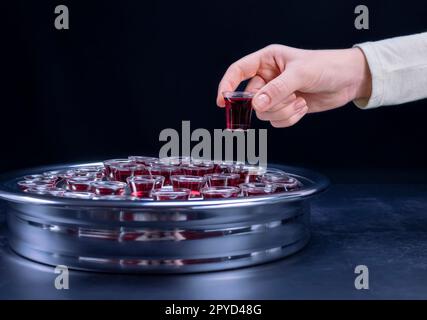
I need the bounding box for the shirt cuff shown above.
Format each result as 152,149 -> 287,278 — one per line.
352,42 -> 385,109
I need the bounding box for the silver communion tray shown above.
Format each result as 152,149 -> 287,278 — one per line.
0,162 -> 329,273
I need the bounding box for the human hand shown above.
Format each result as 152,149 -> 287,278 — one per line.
217,44 -> 372,127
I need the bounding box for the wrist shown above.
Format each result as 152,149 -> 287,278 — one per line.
351,47 -> 372,100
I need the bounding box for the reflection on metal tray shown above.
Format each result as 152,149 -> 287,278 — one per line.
0,162 -> 329,273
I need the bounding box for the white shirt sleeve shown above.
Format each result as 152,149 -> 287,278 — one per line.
353,32 -> 427,109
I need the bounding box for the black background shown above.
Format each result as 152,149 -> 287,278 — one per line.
3,0 -> 427,181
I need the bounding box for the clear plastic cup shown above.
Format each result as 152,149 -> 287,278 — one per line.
261,173 -> 300,190
201,186 -> 241,199
24,174 -> 59,184
90,181 -> 127,196
271,182 -> 300,192
191,158 -> 215,167
155,156 -> 192,166
170,175 -> 207,193
127,175 -> 164,198
128,156 -> 158,166
148,165 -> 182,185
264,168 -> 287,175
181,164 -> 214,176
73,166 -> 105,179
239,182 -> 277,196
110,163 -> 148,182
151,188 -> 191,201
242,165 -> 267,183
56,170 -> 77,180
67,176 -> 97,192
103,159 -> 134,179
213,160 -> 243,174
222,163 -> 247,183
205,173 -> 241,187
223,91 -> 254,131
17,179 -> 57,191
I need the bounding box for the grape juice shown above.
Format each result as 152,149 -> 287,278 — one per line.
224,94 -> 254,131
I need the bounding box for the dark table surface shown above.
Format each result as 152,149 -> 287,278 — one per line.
1,182 -> 427,300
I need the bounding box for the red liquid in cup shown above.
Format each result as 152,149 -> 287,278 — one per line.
67,177 -> 96,192
90,181 -> 127,196
206,173 -> 240,187
170,175 -> 206,196
104,159 -> 134,180
223,164 -> 249,183
213,163 -> 222,173
111,164 -> 148,182
224,92 -> 254,131
17,155 -> 300,200
238,168 -> 249,184
242,166 -> 266,184
127,175 -> 164,198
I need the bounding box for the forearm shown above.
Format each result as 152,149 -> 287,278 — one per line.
354,32 -> 427,109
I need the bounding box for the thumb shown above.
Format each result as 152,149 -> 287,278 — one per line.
252,66 -> 303,112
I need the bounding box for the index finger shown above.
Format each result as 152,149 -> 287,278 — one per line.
216,50 -> 263,107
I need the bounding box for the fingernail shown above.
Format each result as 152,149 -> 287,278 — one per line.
254,94 -> 270,111
294,100 -> 306,111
